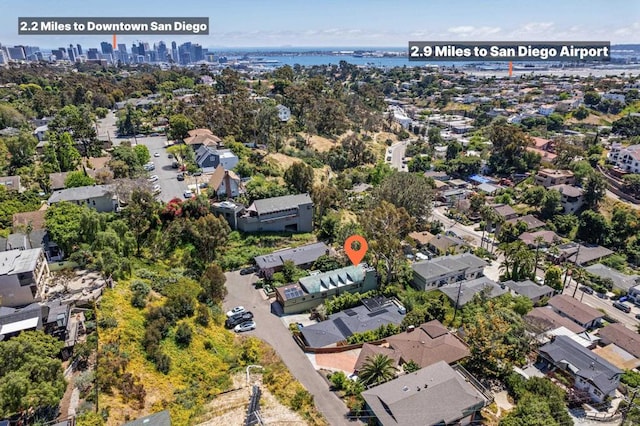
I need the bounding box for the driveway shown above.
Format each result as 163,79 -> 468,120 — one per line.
223,271 -> 355,426
385,140 -> 409,171
135,136 -> 189,202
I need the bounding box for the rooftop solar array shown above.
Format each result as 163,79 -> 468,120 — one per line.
284,287 -> 305,299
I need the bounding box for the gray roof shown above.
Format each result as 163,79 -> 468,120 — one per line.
504,279 -> 555,300
250,193 -> 312,215
556,243 -> 614,266
550,184 -> 584,198
0,303 -> 45,335
585,264 -> 640,292
539,335 -> 622,396
254,242 -> 329,270
48,184 -> 114,204
300,302 -> 405,348
412,253 -> 487,282
506,214 -> 546,230
361,361 -> 488,426
0,248 -> 42,275
122,410 -> 171,426
439,277 -> 507,307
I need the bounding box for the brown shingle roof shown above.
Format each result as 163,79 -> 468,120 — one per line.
384,320 -> 470,368
12,209 -> 47,231
525,307 -> 586,334
187,128 -> 213,137
408,231 -> 435,246
354,343 -> 402,372
598,323 -> 640,358
184,133 -> 221,146
548,294 -> 604,326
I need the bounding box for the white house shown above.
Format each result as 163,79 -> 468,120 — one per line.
0,248 -> 50,307
549,184 -> 584,214
276,104 -> 291,122
608,143 -> 640,174
538,104 -> 556,116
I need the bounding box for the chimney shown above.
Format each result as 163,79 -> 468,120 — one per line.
224,170 -> 232,199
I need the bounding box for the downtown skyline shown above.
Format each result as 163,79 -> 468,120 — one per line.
0,0 -> 638,47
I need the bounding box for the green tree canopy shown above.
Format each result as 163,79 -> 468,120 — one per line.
0,331 -> 66,418
284,161 -> 314,194
64,170 -> 95,188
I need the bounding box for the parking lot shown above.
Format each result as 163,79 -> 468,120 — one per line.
138,136 -> 190,202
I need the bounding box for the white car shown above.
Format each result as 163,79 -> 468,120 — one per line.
148,175 -> 159,182
226,306 -> 246,317
183,189 -> 194,198
154,152 -> 160,157
234,321 -> 256,333
152,184 -> 161,194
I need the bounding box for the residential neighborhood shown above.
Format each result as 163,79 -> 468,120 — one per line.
1,5 -> 640,426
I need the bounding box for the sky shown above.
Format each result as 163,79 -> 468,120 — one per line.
1,0 -> 639,49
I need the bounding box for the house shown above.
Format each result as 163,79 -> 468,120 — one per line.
122,410 -> 171,426
0,248 -> 50,308
207,165 -> 244,198
538,335 -> 622,403
538,104 -> 556,116
518,230 -> 561,248
628,284 -> 640,305
184,129 -> 221,150
585,263 -> 640,293
592,343 -> 640,371
525,307 -> 587,334
195,146 -> 238,173
355,320 -> 470,372
547,294 -> 604,330
597,323 -> 640,359
535,169 -> 575,188
213,193 -> 314,234
49,172 -> 70,191
506,214 -> 546,231
33,124 -> 48,141
48,184 -> 120,213
527,137 -> 557,161
13,209 -> 47,231
276,104 -> 291,122
298,295 -> 402,347
254,242 -> 330,276
361,361 -> 490,426
275,264 -> 378,315
426,234 -> 469,256
503,279 -> 555,304
2,230 -> 64,262
411,253 -> 487,291
0,175 -> 22,192
439,276 -> 508,307
492,204 -> 518,221
439,188 -> 471,206
608,143 -> 640,174
549,242 -> 613,266
549,184 -> 584,213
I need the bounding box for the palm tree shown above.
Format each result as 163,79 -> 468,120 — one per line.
533,235 -> 545,271
359,354 -> 398,387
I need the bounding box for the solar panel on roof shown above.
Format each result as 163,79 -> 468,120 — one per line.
367,308 -> 388,318
344,309 -> 357,317
334,318 -> 352,338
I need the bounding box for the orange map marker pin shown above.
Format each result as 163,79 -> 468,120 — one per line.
344,235 -> 368,266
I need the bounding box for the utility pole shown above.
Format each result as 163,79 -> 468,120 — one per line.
562,242 -> 581,294
452,280 -> 464,323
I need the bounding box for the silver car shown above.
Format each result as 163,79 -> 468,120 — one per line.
234,321 -> 256,333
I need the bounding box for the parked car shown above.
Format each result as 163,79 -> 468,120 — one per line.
226,306 -> 246,317
168,154 -> 174,159
176,173 -> 185,181
579,286 -> 594,295
171,161 -> 179,169
192,171 -> 203,177
152,184 -> 161,194
240,266 -> 257,275
225,311 -> 254,328
613,301 -> 632,313
635,313 -> 640,320
183,189 -> 194,198
148,175 -> 159,182
234,321 -> 256,333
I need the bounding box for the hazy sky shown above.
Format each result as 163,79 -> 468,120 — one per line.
1,0 -> 638,48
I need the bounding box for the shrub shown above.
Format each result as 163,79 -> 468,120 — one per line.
330,371 -> 347,390
175,323 -> 193,348
155,352 -> 171,374
195,304 -> 210,326
97,316 -> 118,329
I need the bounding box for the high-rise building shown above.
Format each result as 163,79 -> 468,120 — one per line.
86,48 -> 99,60
171,41 -> 178,63
100,42 -> 113,55
67,45 -> 76,62
131,43 -> 138,56
76,44 -> 83,55
137,42 -> 145,58
7,46 -> 26,61
157,41 -> 167,62
118,43 -> 127,53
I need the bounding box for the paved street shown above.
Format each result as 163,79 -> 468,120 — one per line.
562,279 -> 640,329
97,112 -> 188,202
223,271 -> 355,426
385,140 -> 409,171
